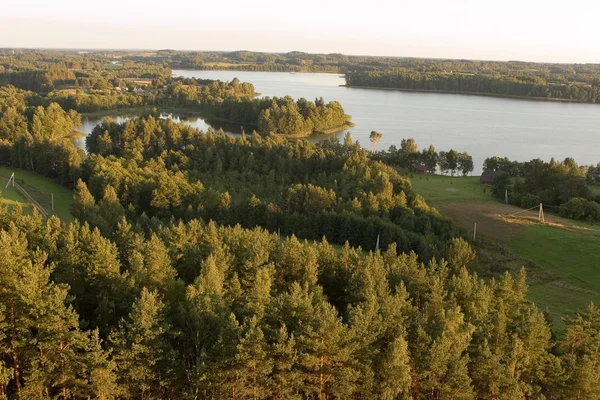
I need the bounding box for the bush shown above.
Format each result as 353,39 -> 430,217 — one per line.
584,200 -> 600,221
559,197 -> 588,220
491,173 -> 510,199
520,193 -> 541,209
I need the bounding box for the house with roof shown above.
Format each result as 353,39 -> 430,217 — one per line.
480,169 -> 500,185
414,164 -> 428,174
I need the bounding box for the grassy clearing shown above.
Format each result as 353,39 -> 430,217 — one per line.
410,175 -> 522,241
508,226 -> 600,293
507,224 -> 600,333
0,167 -> 74,222
527,283 -> 598,333
0,185 -> 33,214
411,174 -> 600,334
410,175 -> 491,202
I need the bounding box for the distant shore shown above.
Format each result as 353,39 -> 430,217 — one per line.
340,85 -> 593,104
81,107 -> 256,128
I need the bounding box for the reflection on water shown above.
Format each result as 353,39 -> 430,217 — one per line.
77,112 -> 344,152
77,113 -> 246,150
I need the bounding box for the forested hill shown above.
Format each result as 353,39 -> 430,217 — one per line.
345,70 -> 600,103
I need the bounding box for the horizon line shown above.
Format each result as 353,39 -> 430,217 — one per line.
2,46 -> 599,66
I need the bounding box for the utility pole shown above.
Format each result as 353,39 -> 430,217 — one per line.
5,172 -> 14,189
473,223 -> 477,241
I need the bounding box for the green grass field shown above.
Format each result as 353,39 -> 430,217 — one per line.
411,174 -> 600,334
510,225 -> 600,293
0,184 -> 33,213
508,225 -> 600,332
103,63 -> 123,70
0,166 -> 74,222
410,174 -> 491,202
527,283 -> 598,334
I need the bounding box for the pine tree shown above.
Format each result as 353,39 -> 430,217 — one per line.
446,237 -> 476,272
128,234 -> 177,294
561,303 -> 600,399
72,179 -> 98,222
0,304 -> 13,399
245,267 -> 273,321
272,283 -> 358,399
0,230 -> 91,398
379,336 -> 411,400
230,316 -> 273,399
109,288 -> 174,399
270,325 -> 302,399
97,184 -> 125,233
85,330 -> 120,400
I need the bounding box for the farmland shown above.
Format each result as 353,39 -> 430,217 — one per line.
411,174 -> 600,333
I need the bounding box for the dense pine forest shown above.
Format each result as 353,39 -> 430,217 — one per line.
344,70 -> 600,103
1,49 -> 600,399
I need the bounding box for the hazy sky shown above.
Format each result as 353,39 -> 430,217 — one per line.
2,0 -> 599,63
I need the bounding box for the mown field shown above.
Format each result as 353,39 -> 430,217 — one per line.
411,174 -> 600,334
0,166 -> 74,222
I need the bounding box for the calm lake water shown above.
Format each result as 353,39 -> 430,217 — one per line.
80,70 -> 600,173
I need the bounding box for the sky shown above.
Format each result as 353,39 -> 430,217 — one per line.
1,0 -> 599,63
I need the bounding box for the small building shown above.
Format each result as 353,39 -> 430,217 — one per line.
480,169 -> 500,185
414,164 -> 428,174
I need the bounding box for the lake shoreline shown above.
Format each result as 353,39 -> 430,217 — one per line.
81,107 -> 213,119
173,68 -> 341,75
340,85 -> 595,105
81,107 -> 353,138
81,107 -> 258,130
275,119 -> 355,139
81,70 -> 600,172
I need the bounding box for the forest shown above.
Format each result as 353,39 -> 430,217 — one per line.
372,138 -> 474,176
0,75 -> 348,137
1,49 -> 600,399
0,48 -> 352,136
345,70 -> 600,103
3,49 -> 600,104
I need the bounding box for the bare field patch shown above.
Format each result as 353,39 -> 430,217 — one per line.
434,200 -> 525,242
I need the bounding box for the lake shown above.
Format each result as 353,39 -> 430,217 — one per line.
80,70 -> 600,173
